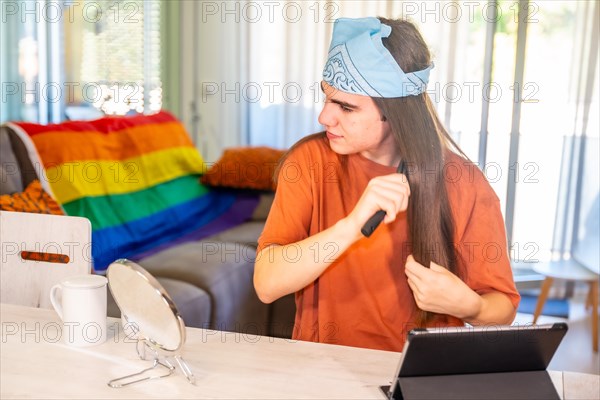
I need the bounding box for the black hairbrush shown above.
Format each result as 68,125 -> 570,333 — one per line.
360,160 -> 407,237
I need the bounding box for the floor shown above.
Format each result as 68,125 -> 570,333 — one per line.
513,287 -> 599,375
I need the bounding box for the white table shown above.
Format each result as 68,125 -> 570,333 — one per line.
1,303 -> 598,399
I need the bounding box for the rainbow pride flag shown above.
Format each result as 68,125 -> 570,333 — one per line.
12,111 -> 255,271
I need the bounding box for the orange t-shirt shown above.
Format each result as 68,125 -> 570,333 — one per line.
257,135 -> 520,352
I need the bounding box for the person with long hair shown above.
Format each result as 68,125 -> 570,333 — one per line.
254,17 -> 520,352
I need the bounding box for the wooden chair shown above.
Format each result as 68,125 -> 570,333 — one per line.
0,211 -> 92,309
532,258 -> 599,352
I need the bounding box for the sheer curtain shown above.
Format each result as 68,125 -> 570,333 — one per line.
504,1 -> 597,264
557,1 -> 599,269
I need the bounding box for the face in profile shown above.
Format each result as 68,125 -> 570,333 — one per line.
318,82 -> 396,165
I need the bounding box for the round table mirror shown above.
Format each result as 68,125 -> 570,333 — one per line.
106,259 -> 195,387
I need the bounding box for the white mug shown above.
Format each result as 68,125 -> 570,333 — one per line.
49,274 -> 108,347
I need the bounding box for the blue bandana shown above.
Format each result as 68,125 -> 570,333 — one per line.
322,17 -> 433,98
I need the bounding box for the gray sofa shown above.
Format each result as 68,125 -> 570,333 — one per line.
0,125 -> 295,338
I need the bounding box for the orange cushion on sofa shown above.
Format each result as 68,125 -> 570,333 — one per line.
0,180 -> 64,215
201,147 -> 286,191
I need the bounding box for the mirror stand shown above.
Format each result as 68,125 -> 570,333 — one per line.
107,339 -> 196,388
174,354 -> 196,384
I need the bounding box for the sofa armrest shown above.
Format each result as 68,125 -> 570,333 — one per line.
1,125 -> 40,195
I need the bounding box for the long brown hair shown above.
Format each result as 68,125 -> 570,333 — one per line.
373,18 -> 465,326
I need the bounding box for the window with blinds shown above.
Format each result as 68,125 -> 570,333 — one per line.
63,0 -> 162,117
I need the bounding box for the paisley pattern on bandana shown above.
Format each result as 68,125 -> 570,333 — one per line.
323,45 -> 380,97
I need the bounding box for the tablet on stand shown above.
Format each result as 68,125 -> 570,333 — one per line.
381,323 -> 568,400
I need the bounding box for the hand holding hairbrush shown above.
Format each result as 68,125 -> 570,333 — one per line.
360,160 -> 408,237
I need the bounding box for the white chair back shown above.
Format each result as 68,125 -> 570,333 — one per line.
0,211 -> 92,309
